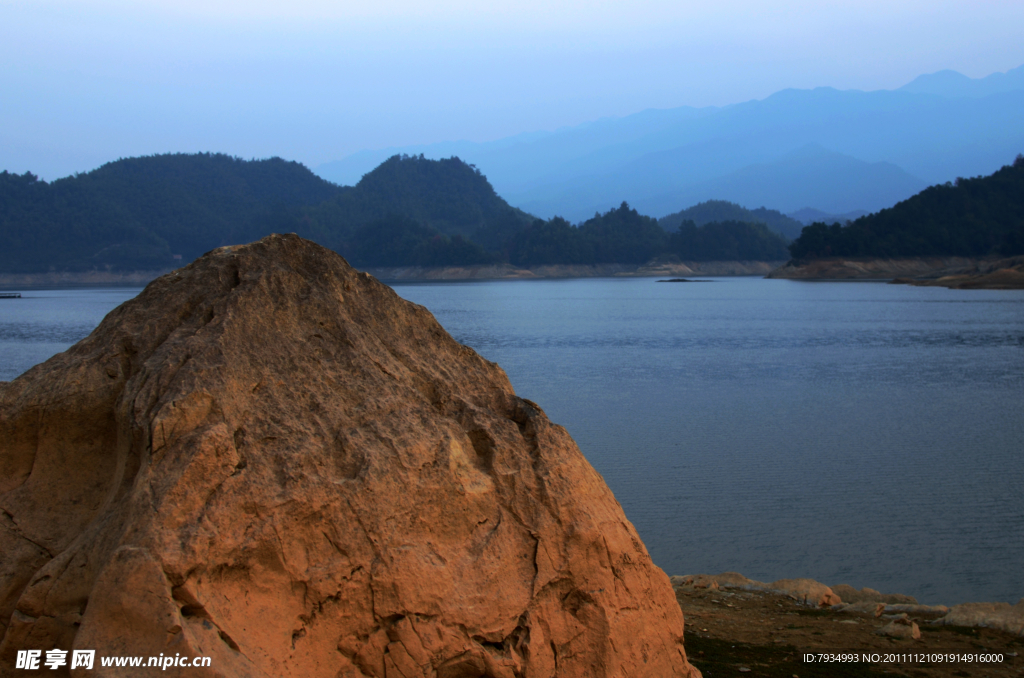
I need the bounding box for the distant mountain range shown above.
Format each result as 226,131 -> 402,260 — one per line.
316,65 -> 1024,222
642,144 -> 926,217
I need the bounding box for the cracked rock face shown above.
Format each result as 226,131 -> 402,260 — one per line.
0,235 -> 699,677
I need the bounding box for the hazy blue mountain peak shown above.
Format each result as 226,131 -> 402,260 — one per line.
898,63 -> 1024,97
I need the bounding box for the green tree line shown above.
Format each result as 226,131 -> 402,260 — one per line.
789,155 -> 1024,260
659,200 -> 805,241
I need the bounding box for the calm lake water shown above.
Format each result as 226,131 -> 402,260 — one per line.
2,278 -> 1022,605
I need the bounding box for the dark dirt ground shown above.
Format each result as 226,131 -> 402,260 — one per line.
675,586 -> 1024,678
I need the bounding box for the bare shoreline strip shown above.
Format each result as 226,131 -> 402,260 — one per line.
767,255 -> 1024,289
1,260 -> 785,288
0,269 -> 174,289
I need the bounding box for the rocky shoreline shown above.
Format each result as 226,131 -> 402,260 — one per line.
890,255 -> 1024,290
766,256 -> 988,281
767,256 -> 1024,289
672,572 -> 1024,636
672,572 -> 1023,677
6,256 -> 1023,289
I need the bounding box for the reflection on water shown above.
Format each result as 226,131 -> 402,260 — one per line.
2,279 -> 1022,605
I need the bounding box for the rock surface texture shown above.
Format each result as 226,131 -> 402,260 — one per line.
0,235 -> 699,677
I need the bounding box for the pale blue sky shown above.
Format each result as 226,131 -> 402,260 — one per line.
2,0 -> 1022,179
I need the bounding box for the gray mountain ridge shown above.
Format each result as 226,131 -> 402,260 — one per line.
899,64 -> 1024,98
316,65 -> 1024,221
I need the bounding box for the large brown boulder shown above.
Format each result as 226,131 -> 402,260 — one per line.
0,235 -> 699,677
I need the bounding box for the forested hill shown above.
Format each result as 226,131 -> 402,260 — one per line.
658,200 -> 805,241
788,155 -> 1024,260
0,153 -> 531,273
322,155 -> 533,251
0,154 -> 340,272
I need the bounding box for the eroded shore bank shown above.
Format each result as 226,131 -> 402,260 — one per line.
0,260 -> 784,288
364,260 -> 785,280
672,572 -> 1023,677
767,256 -> 1024,289
0,268 -> 173,289
10,257 -> 1022,288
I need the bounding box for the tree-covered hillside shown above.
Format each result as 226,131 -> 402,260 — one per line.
658,200 -> 805,240
0,154 -> 339,272
670,221 -> 790,261
346,215 -> 497,268
1,153 -> 796,272
322,155 -> 532,250
788,155 -> 1024,259
507,203 -> 789,266
0,153 -> 529,272
508,203 -> 665,266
